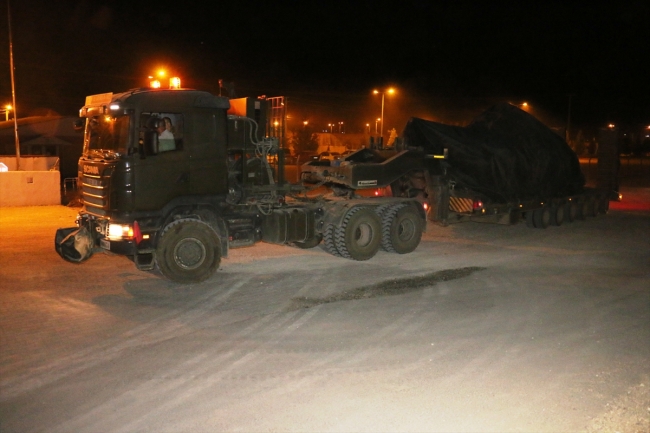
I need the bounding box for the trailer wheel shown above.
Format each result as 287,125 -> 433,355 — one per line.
156,219 -> 221,283
565,201 -> 578,222
335,207 -> 382,261
381,204 -> 423,254
525,211 -> 535,228
549,204 -> 565,226
533,206 -> 550,229
576,200 -> 588,221
586,197 -> 599,217
321,223 -> 342,257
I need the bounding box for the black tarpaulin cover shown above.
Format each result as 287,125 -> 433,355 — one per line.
400,103 -> 585,202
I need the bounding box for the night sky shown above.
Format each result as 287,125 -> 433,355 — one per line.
1,1 -> 648,134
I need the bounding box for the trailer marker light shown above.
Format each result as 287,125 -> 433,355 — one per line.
473,200 -> 484,210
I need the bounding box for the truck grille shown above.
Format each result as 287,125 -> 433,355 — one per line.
80,172 -> 109,216
449,197 -> 474,213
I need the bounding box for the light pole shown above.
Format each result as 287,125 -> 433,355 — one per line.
3,105 -> 11,121
366,123 -> 370,134
338,121 -> 343,133
373,88 -> 395,138
328,123 -> 333,133
375,118 -> 380,134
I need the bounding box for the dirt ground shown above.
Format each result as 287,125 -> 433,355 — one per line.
0,165 -> 649,432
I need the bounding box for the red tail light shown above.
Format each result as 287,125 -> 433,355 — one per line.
133,220 -> 143,245
473,200 -> 484,210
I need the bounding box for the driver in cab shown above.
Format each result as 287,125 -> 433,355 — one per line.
156,117 -> 175,151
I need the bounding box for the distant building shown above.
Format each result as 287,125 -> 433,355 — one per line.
0,116 -> 83,181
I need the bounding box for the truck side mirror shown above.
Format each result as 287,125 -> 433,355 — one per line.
144,130 -> 159,156
73,119 -> 85,131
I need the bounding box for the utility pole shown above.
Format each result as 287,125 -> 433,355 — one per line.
7,0 -> 21,169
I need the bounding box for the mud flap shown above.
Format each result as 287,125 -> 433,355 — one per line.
55,226 -> 95,263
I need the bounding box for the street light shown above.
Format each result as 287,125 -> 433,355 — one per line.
375,118 -> 381,134
366,123 -> 370,134
373,88 -> 395,138
3,105 -> 12,121
328,123 -> 333,133
338,121 -> 343,133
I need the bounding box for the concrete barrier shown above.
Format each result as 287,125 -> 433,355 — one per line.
0,171 -> 61,206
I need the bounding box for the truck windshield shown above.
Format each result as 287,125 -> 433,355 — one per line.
83,114 -> 131,158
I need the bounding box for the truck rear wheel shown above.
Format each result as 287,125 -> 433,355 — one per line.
156,219 -> 221,283
381,204 -> 423,254
321,224 -> 342,257
335,207 -> 381,261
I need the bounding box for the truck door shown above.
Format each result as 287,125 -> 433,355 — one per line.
188,109 -> 229,196
133,112 -> 190,210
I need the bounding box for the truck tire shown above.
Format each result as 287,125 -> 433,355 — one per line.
156,219 -> 221,283
586,197 -> 598,217
321,223 -> 342,257
525,211 -> 535,228
549,204 -> 565,226
533,206 -> 550,229
334,207 -> 382,261
381,204 -> 423,254
577,200 -> 588,221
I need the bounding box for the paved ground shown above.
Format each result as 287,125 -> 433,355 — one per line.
1,172 -> 649,432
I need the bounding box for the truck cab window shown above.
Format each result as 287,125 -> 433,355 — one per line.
141,113 -> 184,154
84,114 -> 131,156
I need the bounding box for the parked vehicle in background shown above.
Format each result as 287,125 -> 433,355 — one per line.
317,151 -> 341,161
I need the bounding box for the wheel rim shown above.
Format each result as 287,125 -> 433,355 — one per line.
354,224 -> 373,247
397,218 -> 415,241
173,237 -> 207,270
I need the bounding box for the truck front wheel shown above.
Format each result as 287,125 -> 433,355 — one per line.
156,219 -> 221,283
335,207 -> 381,261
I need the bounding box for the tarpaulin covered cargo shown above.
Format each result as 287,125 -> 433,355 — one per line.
398,103 -> 585,202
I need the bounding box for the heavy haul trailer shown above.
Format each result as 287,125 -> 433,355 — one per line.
301,103 -> 613,228
55,87 -> 426,283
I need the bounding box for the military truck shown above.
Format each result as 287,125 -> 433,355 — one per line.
55,87 -> 426,283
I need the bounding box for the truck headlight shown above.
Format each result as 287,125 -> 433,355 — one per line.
108,223 -> 134,240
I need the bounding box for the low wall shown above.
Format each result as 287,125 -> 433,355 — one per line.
0,156 -> 59,171
0,171 -> 61,206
